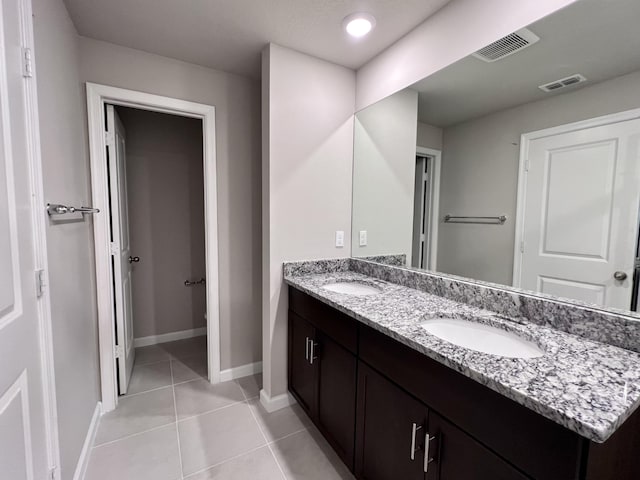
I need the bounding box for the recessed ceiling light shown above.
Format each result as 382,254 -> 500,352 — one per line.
343,13 -> 376,38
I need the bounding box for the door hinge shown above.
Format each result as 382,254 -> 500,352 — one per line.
35,269 -> 46,298
109,242 -> 119,255
115,345 -> 124,358
524,158 -> 530,172
105,131 -> 114,145
520,241 -> 525,253
22,47 -> 33,78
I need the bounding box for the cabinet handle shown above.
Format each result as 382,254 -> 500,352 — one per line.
424,433 -> 436,473
410,422 -> 423,460
310,341 -> 318,365
305,337 -> 310,361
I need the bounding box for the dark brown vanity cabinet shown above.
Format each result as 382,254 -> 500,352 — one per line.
288,287 -> 640,480
288,300 -> 358,470
355,363 -> 527,480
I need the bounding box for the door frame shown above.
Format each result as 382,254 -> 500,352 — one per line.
416,147 -> 441,270
512,107 -> 640,288
86,83 -> 221,412
14,0 -> 61,475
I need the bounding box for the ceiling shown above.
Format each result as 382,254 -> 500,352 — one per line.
413,0 -> 640,127
63,0 -> 452,78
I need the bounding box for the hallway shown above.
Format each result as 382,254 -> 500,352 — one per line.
85,337 -> 353,479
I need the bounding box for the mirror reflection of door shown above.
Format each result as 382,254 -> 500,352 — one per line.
412,154 -> 433,269
516,117 -> 640,310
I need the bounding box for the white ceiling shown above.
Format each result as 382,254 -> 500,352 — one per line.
63,0 -> 452,78
413,0 -> 640,127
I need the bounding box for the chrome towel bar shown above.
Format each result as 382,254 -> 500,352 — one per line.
444,215 -> 507,225
47,203 -> 100,216
184,278 -> 206,286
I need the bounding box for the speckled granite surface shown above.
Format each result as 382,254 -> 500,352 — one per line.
350,259 -> 640,354
284,266 -> 640,443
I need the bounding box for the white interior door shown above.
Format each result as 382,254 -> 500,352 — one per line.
106,105 -> 135,394
0,0 -> 53,477
518,118 -> 640,309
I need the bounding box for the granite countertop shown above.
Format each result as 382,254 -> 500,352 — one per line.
284,270 -> 640,443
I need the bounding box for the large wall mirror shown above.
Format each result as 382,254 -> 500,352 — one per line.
351,0 -> 640,316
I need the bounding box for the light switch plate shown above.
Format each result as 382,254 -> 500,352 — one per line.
335,230 -> 344,248
359,230 -> 367,246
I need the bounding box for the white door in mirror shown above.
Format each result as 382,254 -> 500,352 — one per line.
518,117 -> 640,309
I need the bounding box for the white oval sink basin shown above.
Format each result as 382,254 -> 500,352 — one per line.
321,282 -> 382,296
421,318 -> 544,359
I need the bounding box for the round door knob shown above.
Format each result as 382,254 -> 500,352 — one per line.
128,256 -> 140,263
614,271 -> 627,281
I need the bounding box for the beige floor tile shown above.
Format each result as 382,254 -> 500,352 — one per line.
185,446 -> 284,480
234,373 -> 262,399
271,429 -> 354,480
174,378 -> 245,420
163,336 -> 207,359
134,345 -> 171,366
127,361 -> 173,395
172,354 -> 208,384
178,402 -> 266,475
86,424 -> 181,480
95,387 -> 175,445
247,398 -> 312,442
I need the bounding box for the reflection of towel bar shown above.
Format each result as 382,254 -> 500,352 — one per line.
444,215 -> 507,225
47,203 -> 100,216
184,278 -> 206,286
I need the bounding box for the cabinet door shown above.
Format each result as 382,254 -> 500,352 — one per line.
426,412 -> 529,480
355,363 -> 429,480
316,331 -> 357,470
288,311 -> 316,414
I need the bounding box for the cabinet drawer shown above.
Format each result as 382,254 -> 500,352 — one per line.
359,324 -> 583,480
289,287 -> 358,353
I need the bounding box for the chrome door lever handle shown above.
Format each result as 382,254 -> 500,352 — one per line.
128,256 -> 140,263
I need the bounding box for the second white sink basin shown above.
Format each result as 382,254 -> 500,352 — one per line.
420,318 -> 544,359
321,282 -> 382,296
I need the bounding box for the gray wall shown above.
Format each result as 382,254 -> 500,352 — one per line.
262,44 -> 355,400
438,69 -> 640,285
117,107 -> 206,339
417,121 -> 443,150
352,89 -> 419,260
78,37 -> 263,370
32,0 -> 100,477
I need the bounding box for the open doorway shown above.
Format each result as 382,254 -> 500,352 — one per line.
411,147 -> 441,270
107,105 -> 208,396
87,84 -> 220,413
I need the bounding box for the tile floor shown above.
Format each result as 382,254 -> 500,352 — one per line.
85,337 -> 354,480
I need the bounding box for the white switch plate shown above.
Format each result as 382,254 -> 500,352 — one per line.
335,230 -> 344,248
359,230 -> 367,246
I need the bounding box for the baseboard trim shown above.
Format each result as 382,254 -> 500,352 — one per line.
73,401 -> 101,480
259,389 -> 295,413
134,327 -> 206,348
219,361 -> 262,382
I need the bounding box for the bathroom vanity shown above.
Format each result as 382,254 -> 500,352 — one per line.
284,260 -> 640,480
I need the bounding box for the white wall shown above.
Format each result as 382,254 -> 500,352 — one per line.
352,89 -> 418,260
32,0 -> 100,477
262,44 -> 355,401
438,69 -> 640,285
78,38 -> 262,370
118,107 -> 206,339
355,0 -> 579,110
417,122 -> 443,150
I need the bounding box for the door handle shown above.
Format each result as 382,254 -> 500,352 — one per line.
309,341 -> 318,365
305,337 -> 310,361
410,422 -> 423,460
128,256 -> 140,263
614,271 -> 627,281
424,433 -> 436,473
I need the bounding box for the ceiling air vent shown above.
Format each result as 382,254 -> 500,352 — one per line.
538,74 -> 587,93
472,28 -> 540,62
